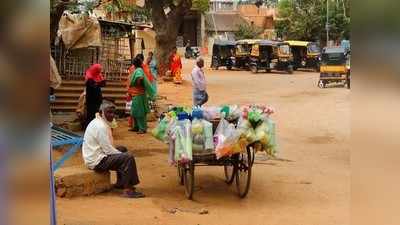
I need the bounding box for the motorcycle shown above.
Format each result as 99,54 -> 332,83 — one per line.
185,47 -> 200,59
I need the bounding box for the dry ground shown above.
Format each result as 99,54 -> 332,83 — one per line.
57,57 -> 350,225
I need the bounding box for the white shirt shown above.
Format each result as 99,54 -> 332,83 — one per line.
82,118 -> 121,169
191,65 -> 206,91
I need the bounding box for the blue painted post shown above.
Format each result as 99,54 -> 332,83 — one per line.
50,144 -> 57,225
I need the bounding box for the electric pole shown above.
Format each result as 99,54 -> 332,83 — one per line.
326,0 -> 330,47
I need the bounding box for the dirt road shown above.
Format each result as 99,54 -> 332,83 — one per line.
57,58 -> 350,225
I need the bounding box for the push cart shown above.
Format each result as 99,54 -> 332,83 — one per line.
176,119 -> 257,199
177,144 -> 256,200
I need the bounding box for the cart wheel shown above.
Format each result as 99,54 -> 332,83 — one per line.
266,69 -> 272,73
177,164 -> 184,185
183,161 -> 195,199
250,146 -> 256,166
224,162 -> 236,185
236,148 -> 252,198
227,65 -> 232,70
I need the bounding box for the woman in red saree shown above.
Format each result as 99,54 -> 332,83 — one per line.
170,47 -> 182,84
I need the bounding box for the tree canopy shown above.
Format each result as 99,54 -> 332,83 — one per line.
234,23 -> 264,40
276,0 -> 350,43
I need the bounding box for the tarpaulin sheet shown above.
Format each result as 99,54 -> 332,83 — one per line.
58,13 -> 102,49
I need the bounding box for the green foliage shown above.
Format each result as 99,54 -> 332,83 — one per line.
276,0 -> 350,43
192,0 -> 210,13
260,0 -> 279,7
234,23 -> 264,40
104,0 -> 137,13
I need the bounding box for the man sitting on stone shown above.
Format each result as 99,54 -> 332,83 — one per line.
82,100 -> 145,198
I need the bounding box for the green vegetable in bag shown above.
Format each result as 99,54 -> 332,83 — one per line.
152,117 -> 169,142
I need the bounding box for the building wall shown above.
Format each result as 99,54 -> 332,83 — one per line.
177,10 -> 204,47
238,5 -> 276,30
134,29 -> 156,56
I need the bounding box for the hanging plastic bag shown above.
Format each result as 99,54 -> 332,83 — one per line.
203,106 -> 221,121
214,119 -> 241,159
151,117 -> 170,142
174,120 -> 192,162
226,105 -> 241,122
192,119 -> 205,152
167,119 -> 178,164
213,118 -> 229,147
202,120 -> 214,150
264,118 -> 277,157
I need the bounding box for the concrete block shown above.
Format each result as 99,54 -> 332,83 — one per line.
54,166 -> 111,198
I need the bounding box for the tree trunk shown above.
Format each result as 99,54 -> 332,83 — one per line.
50,1 -> 68,45
147,0 -> 191,77
153,21 -> 180,78
155,36 -> 177,79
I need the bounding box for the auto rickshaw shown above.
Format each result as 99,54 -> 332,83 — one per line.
235,39 -> 259,69
286,40 -> 320,71
211,40 -> 236,70
248,40 -> 294,74
319,47 -> 350,89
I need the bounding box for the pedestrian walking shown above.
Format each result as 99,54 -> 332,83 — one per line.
170,47 -> 183,84
191,57 -> 208,106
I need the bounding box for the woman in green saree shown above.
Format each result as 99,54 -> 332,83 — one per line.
128,57 -> 156,133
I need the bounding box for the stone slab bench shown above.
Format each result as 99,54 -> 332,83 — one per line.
54,165 -> 111,198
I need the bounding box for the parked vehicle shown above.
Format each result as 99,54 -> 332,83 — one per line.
211,40 -> 236,70
286,40 -> 320,71
185,46 -> 200,59
248,40 -> 294,74
318,47 -> 350,88
235,39 -> 259,69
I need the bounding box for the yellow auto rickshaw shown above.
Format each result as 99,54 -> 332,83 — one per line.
319,47 -> 350,89
286,40 -> 320,71
235,39 -> 260,69
248,40 -> 294,74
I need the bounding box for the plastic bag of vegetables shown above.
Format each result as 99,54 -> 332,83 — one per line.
192,119 -> 205,152
264,118 -> 277,157
237,118 -> 257,143
151,117 -> 170,142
